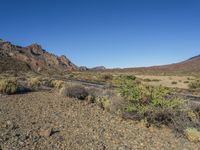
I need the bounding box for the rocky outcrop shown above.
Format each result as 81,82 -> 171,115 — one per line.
79,66 -> 89,71
91,66 -> 106,70
0,40 -> 78,73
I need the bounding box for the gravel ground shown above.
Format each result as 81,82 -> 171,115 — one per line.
0,91 -> 200,150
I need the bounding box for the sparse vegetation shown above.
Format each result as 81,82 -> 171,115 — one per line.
117,78 -> 200,136
0,78 -> 18,94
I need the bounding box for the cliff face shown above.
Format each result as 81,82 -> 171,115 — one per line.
0,40 -> 78,73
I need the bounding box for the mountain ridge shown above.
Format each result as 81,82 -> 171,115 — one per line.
0,40 -> 78,74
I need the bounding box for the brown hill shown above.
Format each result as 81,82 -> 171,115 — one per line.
0,40 -> 78,74
109,55 -> 200,75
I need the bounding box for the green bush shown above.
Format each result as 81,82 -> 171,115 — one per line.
0,78 -> 18,94
118,80 -> 150,102
189,79 -> 200,89
118,81 -> 193,135
114,74 -> 136,85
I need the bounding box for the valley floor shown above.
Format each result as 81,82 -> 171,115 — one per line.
0,91 -> 200,150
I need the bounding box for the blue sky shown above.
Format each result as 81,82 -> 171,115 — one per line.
0,0 -> 200,68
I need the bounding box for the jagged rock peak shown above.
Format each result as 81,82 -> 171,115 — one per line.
26,43 -> 45,55
27,43 -> 43,50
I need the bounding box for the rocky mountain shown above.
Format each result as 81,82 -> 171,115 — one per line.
0,40 -> 78,74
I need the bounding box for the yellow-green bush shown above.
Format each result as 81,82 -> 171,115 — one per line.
28,77 -> 42,87
0,78 -> 18,94
189,79 -> 200,89
96,96 -> 111,110
118,80 -> 149,102
184,128 -> 200,142
150,86 -> 183,109
51,80 -> 65,89
113,74 -> 136,85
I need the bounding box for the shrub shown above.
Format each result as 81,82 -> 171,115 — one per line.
143,78 -> 152,82
118,81 -> 194,135
189,79 -> 200,89
150,86 -> 183,109
151,79 -> 161,82
51,80 -> 65,89
124,75 -> 136,80
114,74 -> 136,85
184,128 -> 200,142
28,77 -> 42,87
101,74 -> 113,81
64,85 -> 88,100
96,96 -> 111,110
184,81 -> 189,84
171,81 -> 177,85
118,80 -> 150,102
0,78 -> 18,94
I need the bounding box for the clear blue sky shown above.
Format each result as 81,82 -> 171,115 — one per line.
0,0 -> 200,68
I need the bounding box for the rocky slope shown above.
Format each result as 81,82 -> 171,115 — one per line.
1,91 -> 200,150
0,40 -> 78,74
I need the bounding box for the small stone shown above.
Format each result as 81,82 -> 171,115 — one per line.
118,145 -> 131,150
39,128 -> 53,137
2,121 -> 13,128
1,144 -> 8,150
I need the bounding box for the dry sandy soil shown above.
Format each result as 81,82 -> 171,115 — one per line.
0,91 -> 200,150
136,75 -> 195,89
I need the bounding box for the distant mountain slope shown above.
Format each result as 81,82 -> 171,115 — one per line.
110,55 -> 200,75
0,40 -> 78,74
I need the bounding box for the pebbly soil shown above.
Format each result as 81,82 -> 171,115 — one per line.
0,91 -> 200,150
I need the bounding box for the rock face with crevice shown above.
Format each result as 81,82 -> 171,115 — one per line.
0,40 -> 78,74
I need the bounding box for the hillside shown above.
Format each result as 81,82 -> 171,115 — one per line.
109,55 -> 200,75
0,40 -> 78,74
